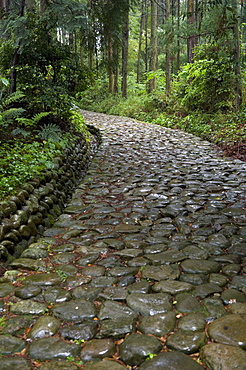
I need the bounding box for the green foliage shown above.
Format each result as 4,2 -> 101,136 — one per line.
38,123 -> 62,142
0,77 -> 8,89
55,270 -> 69,282
0,137 -> 71,199
146,353 -> 157,361
175,58 -> 235,113
0,315 -> 6,327
16,111 -> 52,127
69,109 -> 91,142
1,91 -> 25,107
1,107 -> 25,127
77,74 -> 167,122
11,127 -> 31,138
0,91 -> 26,127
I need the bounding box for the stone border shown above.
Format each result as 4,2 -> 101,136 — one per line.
0,125 -> 101,264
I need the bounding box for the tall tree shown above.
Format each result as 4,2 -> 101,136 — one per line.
232,0 -> 242,108
165,0 -> 171,96
9,0 -> 25,93
122,9 -> 129,97
187,0 -> 196,63
148,0 -> 158,92
137,0 -> 145,83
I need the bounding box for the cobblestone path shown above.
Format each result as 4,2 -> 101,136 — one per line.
1,111 -> 246,370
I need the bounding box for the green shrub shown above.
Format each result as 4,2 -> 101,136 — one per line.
173,43 -> 236,113
0,139 -> 68,199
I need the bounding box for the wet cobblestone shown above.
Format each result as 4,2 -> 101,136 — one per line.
0,111 -> 246,369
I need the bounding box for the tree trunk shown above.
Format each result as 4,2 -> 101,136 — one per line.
114,64 -> 119,94
40,0 -> 48,15
137,1 -> 145,83
9,0 -> 26,94
165,0 -> 171,96
113,42 -> 119,94
148,0 -> 158,92
108,37 -> 114,93
144,0 -> 149,73
187,0 -> 196,63
232,0 -> 242,109
0,0 -> 9,13
88,48 -> 94,70
177,0 -> 180,71
122,12 -> 129,98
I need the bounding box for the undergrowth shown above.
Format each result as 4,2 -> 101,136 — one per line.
0,105 -> 89,200
78,78 -> 246,148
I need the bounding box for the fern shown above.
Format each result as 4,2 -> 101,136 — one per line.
1,91 -> 25,108
11,128 -> 30,138
0,91 -> 25,126
1,108 -> 26,125
32,112 -> 52,124
38,123 -> 62,142
16,111 -> 52,127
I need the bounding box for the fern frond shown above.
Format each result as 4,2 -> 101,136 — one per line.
38,123 -> 62,142
2,91 -> 25,108
2,108 -> 26,123
11,128 -> 30,138
32,111 -> 52,124
16,117 -> 33,126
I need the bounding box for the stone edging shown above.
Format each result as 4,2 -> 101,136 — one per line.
0,125 -> 101,264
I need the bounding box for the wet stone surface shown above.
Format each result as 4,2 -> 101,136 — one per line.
0,110 -> 246,369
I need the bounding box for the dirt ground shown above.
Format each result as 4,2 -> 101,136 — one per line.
220,142 -> 246,162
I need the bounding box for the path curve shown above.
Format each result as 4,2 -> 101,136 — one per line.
0,111 -> 246,370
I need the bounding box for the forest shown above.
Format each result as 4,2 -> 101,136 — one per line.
0,0 -> 246,199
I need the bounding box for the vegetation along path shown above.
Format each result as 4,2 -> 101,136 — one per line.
1,111 -> 246,370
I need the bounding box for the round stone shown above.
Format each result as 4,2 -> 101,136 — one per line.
80,339 -> 116,362
201,343 -> 246,370
142,265 -> 180,281
126,293 -> 172,316
60,321 -> 98,341
28,337 -> 80,360
43,287 -> 71,303
10,300 -> 47,315
181,259 -> 220,274
208,314 -> 246,348
139,312 -> 176,337
50,253 -> 75,264
119,333 -> 162,366
175,293 -> 201,313
166,331 -> 206,354
15,285 -> 42,299
221,288 -> 246,304
0,356 -> 32,370
152,280 -> 193,294
0,334 -> 26,355
84,360 -> 126,370
178,313 -> 206,332
209,273 -> 228,287
81,266 -> 106,277
22,273 -> 61,286
0,283 -> 15,297
38,360 -> 79,370
28,316 -> 61,339
138,351 -> 204,370
53,299 -> 97,322
222,263 -> 241,276
194,283 -> 223,298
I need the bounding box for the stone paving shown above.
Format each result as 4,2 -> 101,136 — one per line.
0,111 -> 246,369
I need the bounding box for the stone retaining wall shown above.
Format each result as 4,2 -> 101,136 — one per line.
0,126 -> 101,263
